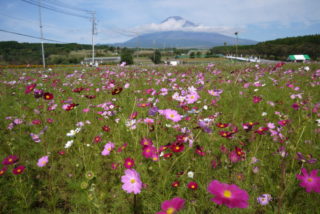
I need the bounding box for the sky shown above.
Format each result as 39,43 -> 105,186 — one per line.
0,0 -> 319,45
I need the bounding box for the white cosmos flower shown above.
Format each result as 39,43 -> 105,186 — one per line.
187,171 -> 194,178
65,140 -> 74,148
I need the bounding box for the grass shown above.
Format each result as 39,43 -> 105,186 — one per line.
0,61 -> 319,213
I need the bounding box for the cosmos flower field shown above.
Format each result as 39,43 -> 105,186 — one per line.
0,62 -> 319,213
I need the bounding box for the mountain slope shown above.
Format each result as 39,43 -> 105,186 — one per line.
112,16 -> 257,48
115,31 -> 257,48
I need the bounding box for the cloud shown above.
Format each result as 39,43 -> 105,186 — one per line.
132,17 -> 242,36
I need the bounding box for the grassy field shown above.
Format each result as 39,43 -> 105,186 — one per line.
0,61 -> 319,213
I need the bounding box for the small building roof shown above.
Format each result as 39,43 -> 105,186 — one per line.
288,55 -> 310,61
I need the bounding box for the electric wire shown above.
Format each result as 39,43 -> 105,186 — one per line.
0,29 -> 66,43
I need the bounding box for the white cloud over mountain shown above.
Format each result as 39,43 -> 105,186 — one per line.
132,16 -> 241,36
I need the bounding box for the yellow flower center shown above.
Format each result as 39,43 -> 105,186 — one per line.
170,114 -> 175,118
130,179 -> 136,184
127,162 -> 132,166
9,158 -> 13,162
17,169 -> 21,173
223,190 -> 232,198
307,178 -> 313,182
166,207 -> 175,214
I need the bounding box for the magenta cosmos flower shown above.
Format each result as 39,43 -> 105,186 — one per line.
124,157 -> 135,169
207,180 -> 249,208
2,155 -> 19,165
157,197 -> 185,214
159,109 -> 182,122
37,155 -> 49,167
121,169 -> 142,194
296,168 -> 320,193
12,165 -> 26,175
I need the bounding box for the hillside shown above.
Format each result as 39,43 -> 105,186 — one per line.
209,34 -> 320,61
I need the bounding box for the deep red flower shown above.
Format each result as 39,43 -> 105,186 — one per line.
0,167 -> 7,176
58,150 -> 65,155
187,181 -> 198,190
85,95 -> 96,99
176,134 -> 188,143
278,120 -> 289,127
124,157 -> 135,169
12,165 -> 26,175
111,87 -> 123,95
129,112 -> 138,120
2,155 -> 19,165
102,125 -> 110,132
171,142 -> 184,153
255,127 -> 269,135
65,103 -> 78,111
219,131 -> 233,138
163,153 -> 173,159
73,87 -> 84,93
137,103 -> 151,108
242,122 -> 258,131
25,83 -> 37,94
253,96 -> 263,103
43,92 -> 54,100
195,145 -> 205,156
235,147 -> 245,158
117,143 -> 128,153
171,181 -> 180,188
216,123 -> 230,128
93,136 -> 102,143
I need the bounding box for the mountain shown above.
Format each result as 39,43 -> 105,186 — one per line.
112,16 -> 257,48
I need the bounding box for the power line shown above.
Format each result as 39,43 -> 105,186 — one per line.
41,0 -> 94,13
0,29 -> 66,43
21,0 -> 91,19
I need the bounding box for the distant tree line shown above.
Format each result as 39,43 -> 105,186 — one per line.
0,41 -> 115,65
209,34 -> 320,61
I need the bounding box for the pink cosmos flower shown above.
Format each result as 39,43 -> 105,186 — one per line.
186,92 -> 199,104
159,109 -> 182,122
37,155 -> 49,167
296,168 -> 320,193
121,169 -> 142,194
208,89 -> 223,97
83,108 -> 90,113
101,142 -> 115,156
157,197 -> 185,214
207,180 -> 249,208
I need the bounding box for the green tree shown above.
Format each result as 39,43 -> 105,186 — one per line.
150,49 -> 162,64
120,48 -> 134,65
190,52 -> 195,58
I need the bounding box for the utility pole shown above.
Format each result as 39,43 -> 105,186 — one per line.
90,12 -> 97,66
38,0 -> 45,68
235,32 -> 238,57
